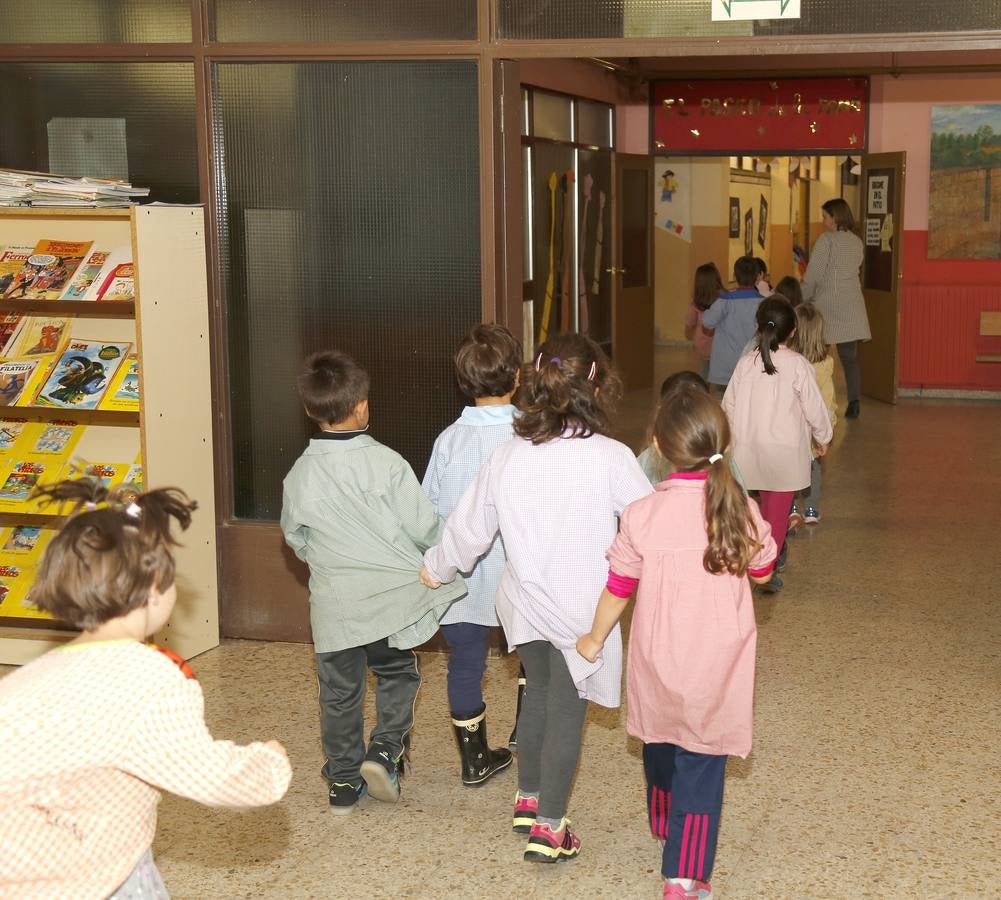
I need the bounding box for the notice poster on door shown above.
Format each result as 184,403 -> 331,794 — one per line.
711,0 -> 801,21
867,175 -> 889,215
865,217 -> 881,247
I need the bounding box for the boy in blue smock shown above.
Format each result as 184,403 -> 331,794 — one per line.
702,255 -> 765,388
422,324 -> 521,787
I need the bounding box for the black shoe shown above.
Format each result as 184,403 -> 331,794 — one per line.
360,742 -> 402,803
845,400 -> 860,419
759,573 -> 784,593
328,781 -> 366,815
776,542 -> 788,573
509,669 -> 527,751
452,705 -> 514,787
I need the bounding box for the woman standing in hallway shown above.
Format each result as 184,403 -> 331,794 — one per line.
801,198 -> 870,418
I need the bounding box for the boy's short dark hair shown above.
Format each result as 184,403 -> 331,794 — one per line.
454,323 -> 522,399
660,370 -> 709,399
734,256 -> 758,287
297,351 -> 370,425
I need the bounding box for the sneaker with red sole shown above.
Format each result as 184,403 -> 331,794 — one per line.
664,877 -> 714,899
512,792 -> 538,833
523,817 -> 581,863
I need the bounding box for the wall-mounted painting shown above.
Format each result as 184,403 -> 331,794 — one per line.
729,197 -> 741,237
928,104 -> 1001,259
758,195 -> 768,249
743,208 -> 753,257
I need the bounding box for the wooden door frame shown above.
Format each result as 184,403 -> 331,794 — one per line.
858,151 -> 906,405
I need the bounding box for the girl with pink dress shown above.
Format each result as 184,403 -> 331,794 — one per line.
722,295 -> 833,592
421,333 -> 651,864
578,389 -> 776,900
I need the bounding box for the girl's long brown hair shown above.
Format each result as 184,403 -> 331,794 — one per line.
30,478 -> 197,630
654,390 -> 761,576
788,302 -> 829,364
514,333 -> 622,445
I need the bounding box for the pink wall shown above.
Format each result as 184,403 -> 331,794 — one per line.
869,73 -> 1001,391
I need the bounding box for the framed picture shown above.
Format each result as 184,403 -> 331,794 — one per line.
744,208 -> 754,256
728,198 -> 741,237
758,195 -> 768,249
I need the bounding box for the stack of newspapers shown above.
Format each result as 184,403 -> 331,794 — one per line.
0,169 -> 150,208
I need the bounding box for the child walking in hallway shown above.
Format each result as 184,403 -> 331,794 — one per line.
577,389 -> 776,900
0,479 -> 291,898
683,263 -> 722,381
422,323 -> 520,786
281,351 -> 466,814
722,297 -> 833,591
421,334 -> 651,862
787,303 -> 837,532
702,256 -> 764,390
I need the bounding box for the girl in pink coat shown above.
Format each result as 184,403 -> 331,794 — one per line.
578,389 -> 776,900
722,296 -> 833,592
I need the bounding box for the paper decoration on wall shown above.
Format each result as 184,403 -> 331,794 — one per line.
880,213 -> 894,253
928,103 -> 1001,259
655,160 -> 691,242
865,217 -> 881,247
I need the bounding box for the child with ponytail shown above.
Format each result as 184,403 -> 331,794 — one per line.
421,333 -> 651,863
0,480 -> 291,899
577,389 -> 776,900
684,263 -> 723,380
722,296 -> 833,591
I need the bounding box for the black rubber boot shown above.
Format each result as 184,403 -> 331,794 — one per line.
509,666 -> 527,750
452,705 -> 513,787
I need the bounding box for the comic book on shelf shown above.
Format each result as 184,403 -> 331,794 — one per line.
0,457 -> 62,512
120,462 -> 143,501
2,239 -> 93,301
22,421 -> 84,458
0,562 -> 44,620
0,314 -> 25,356
98,354 -> 139,412
0,525 -> 55,566
0,246 -> 33,297
60,247 -> 130,301
0,418 -> 29,460
11,316 -> 70,359
95,262 -> 135,302
0,357 -> 47,407
33,339 -> 131,411
70,461 -> 130,490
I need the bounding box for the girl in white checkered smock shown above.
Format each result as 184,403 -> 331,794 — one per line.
422,333 -> 652,864
0,479 -> 291,900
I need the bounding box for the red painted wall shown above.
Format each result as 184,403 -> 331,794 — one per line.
870,73 -> 1001,391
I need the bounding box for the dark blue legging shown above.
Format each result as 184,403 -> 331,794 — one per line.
441,622 -> 490,719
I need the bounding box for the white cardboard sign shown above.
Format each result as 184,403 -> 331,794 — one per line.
711,0 -> 801,21
868,175 -> 889,215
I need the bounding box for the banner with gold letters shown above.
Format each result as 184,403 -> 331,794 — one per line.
652,77 -> 868,155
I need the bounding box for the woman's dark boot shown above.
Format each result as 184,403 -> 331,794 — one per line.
845,399 -> 860,419
509,666 -> 527,750
452,705 -> 513,786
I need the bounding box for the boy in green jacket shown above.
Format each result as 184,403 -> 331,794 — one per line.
281,351 -> 465,815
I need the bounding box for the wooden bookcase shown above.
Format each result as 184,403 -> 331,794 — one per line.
0,207 -> 218,664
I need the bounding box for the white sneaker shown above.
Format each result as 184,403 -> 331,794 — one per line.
804,507 -> 821,525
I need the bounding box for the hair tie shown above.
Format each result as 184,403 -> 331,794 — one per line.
709,453 -> 724,464
766,320 -> 776,328
586,361 -> 597,381
550,356 -> 562,367
84,501 -> 98,511
125,502 -> 142,519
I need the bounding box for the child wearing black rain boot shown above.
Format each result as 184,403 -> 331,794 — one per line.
422,324 -> 521,786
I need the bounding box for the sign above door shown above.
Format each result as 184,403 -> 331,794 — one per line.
652,77 -> 869,155
711,0 -> 801,20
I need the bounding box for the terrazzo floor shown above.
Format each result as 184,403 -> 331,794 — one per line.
10,348 -> 1001,898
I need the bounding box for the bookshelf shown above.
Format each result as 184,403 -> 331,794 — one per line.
0,207 -> 218,664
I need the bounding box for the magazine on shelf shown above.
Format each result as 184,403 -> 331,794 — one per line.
0,525 -> 55,565
0,357 -> 47,407
0,457 -> 62,512
11,316 -> 70,359
120,462 -> 143,501
99,354 -> 139,412
95,262 -> 135,302
70,460 -> 130,490
0,315 -> 24,356
2,239 -> 93,301
33,339 -> 131,410
0,418 -> 29,460
60,246 -> 131,301
0,562 -> 43,620
0,246 -> 33,297
22,421 -> 84,458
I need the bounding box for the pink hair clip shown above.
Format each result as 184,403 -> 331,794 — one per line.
587,361 -> 597,381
